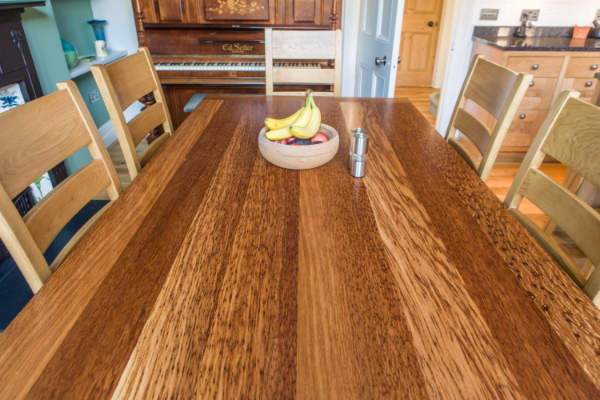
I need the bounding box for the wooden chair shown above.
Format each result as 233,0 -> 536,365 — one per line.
445,54 -> 532,181
91,47 -> 174,181
265,28 -> 342,96
505,91 -> 600,307
0,81 -> 121,293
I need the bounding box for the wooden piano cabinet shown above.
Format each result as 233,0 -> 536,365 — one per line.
135,0 -> 340,27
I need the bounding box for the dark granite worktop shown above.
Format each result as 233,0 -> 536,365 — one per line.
473,26 -> 600,51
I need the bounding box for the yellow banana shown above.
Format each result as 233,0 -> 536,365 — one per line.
264,107 -> 304,130
264,90 -> 312,130
265,126 -> 292,140
290,96 -> 321,139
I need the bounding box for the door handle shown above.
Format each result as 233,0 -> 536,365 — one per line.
428,21 -> 437,27
375,56 -> 387,67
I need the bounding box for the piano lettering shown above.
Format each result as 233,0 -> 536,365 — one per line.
222,43 -> 254,54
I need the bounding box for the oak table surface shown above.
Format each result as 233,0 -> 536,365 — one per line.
1,96 -> 599,399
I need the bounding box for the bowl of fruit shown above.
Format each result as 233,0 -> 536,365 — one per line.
258,91 -> 339,170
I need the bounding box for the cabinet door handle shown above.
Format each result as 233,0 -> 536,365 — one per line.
531,64 -> 539,70
591,64 -> 599,70
529,81 -> 535,87
585,81 -> 593,87
519,113 -> 527,119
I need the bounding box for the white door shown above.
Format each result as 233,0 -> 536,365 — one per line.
356,0 -> 404,98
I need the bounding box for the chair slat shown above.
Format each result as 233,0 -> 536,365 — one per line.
519,169 -> 600,266
541,98 -> 600,188
464,57 -> 519,119
105,52 -> 155,110
271,30 -> 337,59
453,108 -> 491,155
0,90 -> 90,198
272,68 -> 336,85
129,103 -> 166,146
24,160 -> 110,253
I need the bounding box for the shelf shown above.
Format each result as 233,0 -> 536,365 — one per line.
69,50 -> 127,79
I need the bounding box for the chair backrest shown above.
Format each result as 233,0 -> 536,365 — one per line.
91,47 -> 174,181
265,28 -> 342,96
0,81 -> 121,293
445,54 -> 532,181
505,91 -> 600,306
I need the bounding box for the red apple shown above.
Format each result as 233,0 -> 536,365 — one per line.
310,132 -> 329,144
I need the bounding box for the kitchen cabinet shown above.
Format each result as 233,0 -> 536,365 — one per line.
471,41 -> 600,161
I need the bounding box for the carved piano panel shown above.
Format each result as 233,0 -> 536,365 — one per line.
204,0 -> 270,21
155,0 -> 185,22
137,0 -> 339,26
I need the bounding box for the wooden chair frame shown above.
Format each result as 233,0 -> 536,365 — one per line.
0,81 -> 121,293
505,90 -> 600,306
265,28 -> 342,96
91,47 -> 174,181
445,54 -> 532,181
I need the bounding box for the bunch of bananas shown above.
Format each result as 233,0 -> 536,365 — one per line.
264,90 -> 322,141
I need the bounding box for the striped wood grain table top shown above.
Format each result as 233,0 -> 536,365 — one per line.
0,96 -> 599,399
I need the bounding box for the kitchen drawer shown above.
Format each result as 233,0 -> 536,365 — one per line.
521,77 -> 557,109
503,109 -> 545,148
570,77 -> 597,98
565,57 -> 600,78
507,56 -> 564,77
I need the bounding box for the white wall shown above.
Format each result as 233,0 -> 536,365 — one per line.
473,0 -> 599,26
436,1 -> 599,135
90,0 -> 138,55
341,0 -> 360,97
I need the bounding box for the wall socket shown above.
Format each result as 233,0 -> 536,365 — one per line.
521,9 -> 539,21
88,90 -> 100,104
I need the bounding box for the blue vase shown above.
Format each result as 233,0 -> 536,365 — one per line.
87,19 -> 107,41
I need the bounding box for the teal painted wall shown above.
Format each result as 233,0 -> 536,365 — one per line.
74,74 -> 109,127
52,0 -> 95,56
21,1 -> 69,95
20,0 -> 112,174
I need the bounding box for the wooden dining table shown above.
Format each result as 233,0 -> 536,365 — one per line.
1,95 -> 599,399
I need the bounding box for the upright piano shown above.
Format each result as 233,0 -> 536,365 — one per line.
130,0 -> 342,126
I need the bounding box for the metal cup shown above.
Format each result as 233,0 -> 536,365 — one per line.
349,154 -> 367,178
350,127 -> 369,156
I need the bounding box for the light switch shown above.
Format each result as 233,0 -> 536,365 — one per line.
522,9 -> 539,21
480,9 -> 499,21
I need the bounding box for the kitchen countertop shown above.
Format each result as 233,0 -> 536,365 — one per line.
473,35 -> 600,51
473,26 -> 600,51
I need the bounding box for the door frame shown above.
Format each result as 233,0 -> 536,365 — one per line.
342,0 -> 405,98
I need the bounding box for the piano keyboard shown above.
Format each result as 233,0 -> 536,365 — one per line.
154,61 -> 322,72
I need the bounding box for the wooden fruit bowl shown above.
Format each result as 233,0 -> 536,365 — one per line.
258,124 -> 340,170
